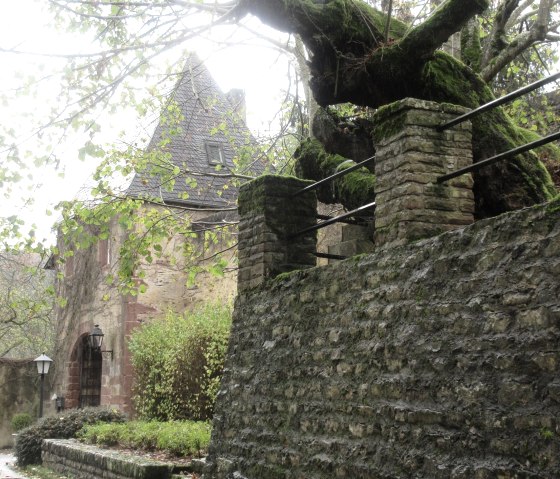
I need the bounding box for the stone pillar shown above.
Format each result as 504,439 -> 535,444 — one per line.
237,175 -> 317,292
373,98 -> 475,247
327,224 -> 374,260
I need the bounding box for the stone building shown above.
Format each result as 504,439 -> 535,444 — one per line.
48,54 -> 263,414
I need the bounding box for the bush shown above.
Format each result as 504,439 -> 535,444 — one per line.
15,407 -> 126,466
129,303 -> 231,421
78,420 -> 211,457
11,413 -> 34,432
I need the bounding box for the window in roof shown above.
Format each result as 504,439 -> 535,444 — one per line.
205,142 -> 224,166
64,255 -> 74,278
98,238 -> 111,267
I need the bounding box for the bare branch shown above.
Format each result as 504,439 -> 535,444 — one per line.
504,0 -> 535,30
507,7 -> 539,30
481,0 -> 521,70
481,0 -> 555,81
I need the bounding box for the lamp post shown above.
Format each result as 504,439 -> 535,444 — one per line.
34,353 -> 53,419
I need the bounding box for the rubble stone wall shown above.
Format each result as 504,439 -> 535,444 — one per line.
0,359 -> 42,448
206,200 -> 560,478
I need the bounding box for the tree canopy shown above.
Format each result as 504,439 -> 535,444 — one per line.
0,252 -> 55,358
1,0 -> 559,289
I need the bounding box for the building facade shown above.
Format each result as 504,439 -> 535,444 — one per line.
49,54 -> 262,414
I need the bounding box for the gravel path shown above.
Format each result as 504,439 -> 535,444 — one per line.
0,450 -> 28,479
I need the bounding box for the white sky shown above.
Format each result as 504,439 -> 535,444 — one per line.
0,1 -> 292,244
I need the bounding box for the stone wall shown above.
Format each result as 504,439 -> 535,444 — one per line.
206,97 -> 559,478
0,359 -> 50,448
237,176 -> 317,292
42,439 -> 174,479
373,99 -> 474,246
205,200 -> 560,478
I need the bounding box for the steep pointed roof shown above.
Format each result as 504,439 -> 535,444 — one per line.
127,53 -> 261,208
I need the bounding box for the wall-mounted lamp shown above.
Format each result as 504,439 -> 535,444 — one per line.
89,324 -> 114,360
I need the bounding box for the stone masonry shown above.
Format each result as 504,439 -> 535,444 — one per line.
237,176 -> 317,292
373,98 -> 475,247
42,439 -> 175,479
205,97 -> 559,478
0,359 -> 42,448
206,199 -> 560,479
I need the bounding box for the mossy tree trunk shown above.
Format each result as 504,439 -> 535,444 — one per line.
238,0 -> 556,218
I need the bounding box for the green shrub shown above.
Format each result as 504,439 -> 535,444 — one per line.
129,302 -> 231,421
75,422 -> 122,446
11,413 -> 34,432
15,407 -> 126,466
78,420 -> 211,457
155,421 -> 210,456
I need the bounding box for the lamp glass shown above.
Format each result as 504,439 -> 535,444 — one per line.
34,353 -> 53,375
90,324 -> 104,349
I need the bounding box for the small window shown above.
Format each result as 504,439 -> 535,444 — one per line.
98,238 -> 110,267
64,255 -> 74,278
206,142 -> 224,166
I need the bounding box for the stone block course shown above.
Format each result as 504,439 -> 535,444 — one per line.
42,439 -> 176,479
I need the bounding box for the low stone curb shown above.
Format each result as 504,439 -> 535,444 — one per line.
42,439 -> 194,479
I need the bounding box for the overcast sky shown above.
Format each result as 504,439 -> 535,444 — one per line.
0,1 -> 292,244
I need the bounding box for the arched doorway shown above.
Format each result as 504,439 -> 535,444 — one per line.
78,335 -> 102,407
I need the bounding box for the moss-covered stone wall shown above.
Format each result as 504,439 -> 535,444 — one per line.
42,439 -> 174,479
205,199 -> 560,478
237,176 -> 317,292
373,98 -> 475,246
0,359 -> 48,448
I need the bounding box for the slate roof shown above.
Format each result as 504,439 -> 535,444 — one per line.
126,53 -> 263,208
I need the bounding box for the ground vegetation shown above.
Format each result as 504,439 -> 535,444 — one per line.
15,407 -> 125,466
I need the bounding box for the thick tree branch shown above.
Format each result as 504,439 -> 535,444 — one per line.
239,0 -> 322,35
398,0 -> 489,62
508,7 -> 539,31
316,0 -> 489,106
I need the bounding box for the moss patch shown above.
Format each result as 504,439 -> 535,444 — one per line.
372,109 -> 407,143
460,18 -> 482,71
317,0 -> 407,46
294,138 -> 375,210
238,175 -> 314,216
546,194 -> 560,214
421,51 -> 557,217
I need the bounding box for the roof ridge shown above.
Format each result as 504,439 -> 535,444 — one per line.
126,52 -> 262,207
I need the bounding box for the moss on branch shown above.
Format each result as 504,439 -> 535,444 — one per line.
422,51 -> 556,216
294,138 -> 375,210
243,0 -> 558,217
461,18 -> 482,71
